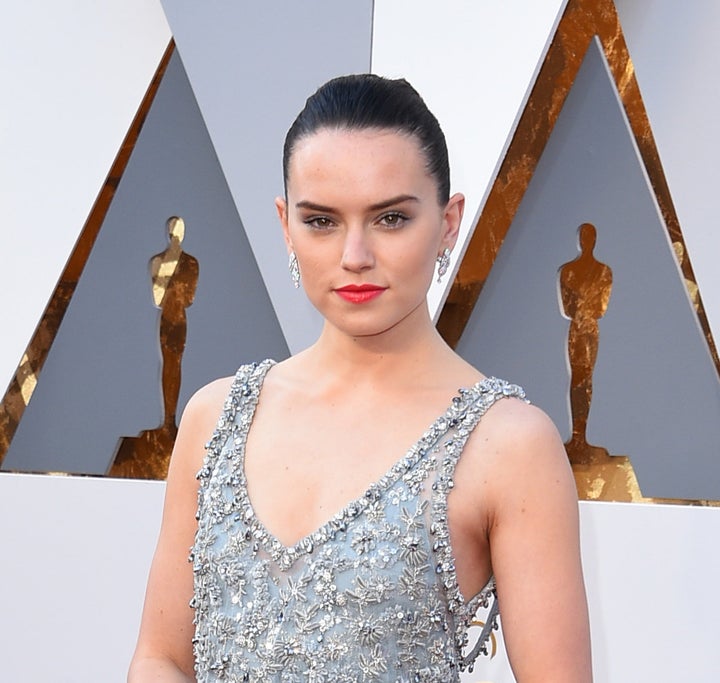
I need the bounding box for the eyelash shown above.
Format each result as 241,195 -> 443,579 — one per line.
377,211 -> 408,229
302,211 -> 410,231
303,216 -> 335,231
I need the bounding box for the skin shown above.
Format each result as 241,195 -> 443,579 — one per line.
129,128 -> 592,682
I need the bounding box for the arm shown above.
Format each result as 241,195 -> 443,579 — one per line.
486,402 -> 592,682
128,380 -> 229,682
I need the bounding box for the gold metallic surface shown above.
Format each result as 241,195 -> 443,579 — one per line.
109,217 -> 199,479
557,223 -> 643,502
437,0 -> 718,503
109,424 -> 178,480
152,216 -> 186,306
17,354 -> 38,406
560,224 -> 613,466
0,40 -> 175,472
673,242 -> 700,311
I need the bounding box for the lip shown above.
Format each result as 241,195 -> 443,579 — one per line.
334,284 -> 387,304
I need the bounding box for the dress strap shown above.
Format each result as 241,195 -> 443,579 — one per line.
195,360 -> 275,504
461,595 -> 500,670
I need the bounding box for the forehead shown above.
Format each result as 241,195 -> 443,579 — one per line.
286,128 -> 434,200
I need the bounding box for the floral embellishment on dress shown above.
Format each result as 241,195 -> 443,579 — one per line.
191,360 -> 527,682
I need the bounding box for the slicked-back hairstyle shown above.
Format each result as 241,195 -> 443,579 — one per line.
283,74 -> 450,204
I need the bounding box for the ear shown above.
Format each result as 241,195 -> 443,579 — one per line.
440,192 -> 464,252
275,196 -> 293,252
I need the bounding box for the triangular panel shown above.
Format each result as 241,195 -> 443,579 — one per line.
2,51 -> 289,476
456,39 -> 720,501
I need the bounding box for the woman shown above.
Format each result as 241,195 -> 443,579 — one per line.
129,74 -> 592,682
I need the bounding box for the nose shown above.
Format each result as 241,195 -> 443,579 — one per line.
341,227 -> 374,272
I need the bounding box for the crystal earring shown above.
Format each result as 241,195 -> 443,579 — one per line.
288,252 -> 301,289
436,248 -> 451,283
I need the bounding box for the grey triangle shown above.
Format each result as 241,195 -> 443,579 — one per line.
456,38 -> 720,500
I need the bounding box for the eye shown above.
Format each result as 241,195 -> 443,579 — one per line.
304,216 -> 335,231
377,211 -> 408,229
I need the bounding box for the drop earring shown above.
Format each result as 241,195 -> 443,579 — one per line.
289,252 -> 301,289
436,248 -> 451,283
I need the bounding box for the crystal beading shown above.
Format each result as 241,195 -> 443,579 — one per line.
191,359 -> 527,681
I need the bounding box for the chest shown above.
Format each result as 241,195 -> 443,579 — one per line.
243,392 -> 454,538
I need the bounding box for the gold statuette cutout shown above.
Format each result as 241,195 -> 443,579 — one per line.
109,217 -> 199,479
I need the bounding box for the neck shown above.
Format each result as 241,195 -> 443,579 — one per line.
304,301 -> 453,387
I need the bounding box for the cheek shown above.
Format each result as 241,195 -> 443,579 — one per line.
394,239 -> 438,275
291,238 -> 333,284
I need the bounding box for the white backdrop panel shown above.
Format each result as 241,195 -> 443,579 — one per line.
0,473 -> 162,682
1,474 -> 718,682
0,1 -> 171,394
615,0 -> 720,348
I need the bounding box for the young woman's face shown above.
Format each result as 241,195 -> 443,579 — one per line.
277,128 -> 463,339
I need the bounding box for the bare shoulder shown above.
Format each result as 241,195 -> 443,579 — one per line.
167,374 -> 236,478
479,396 -> 566,464
462,395 -> 575,513
185,374 -> 235,416
181,374 -> 237,435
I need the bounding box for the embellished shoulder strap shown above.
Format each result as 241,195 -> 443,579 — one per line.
442,376 -> 528,482
195,360 -> 275,503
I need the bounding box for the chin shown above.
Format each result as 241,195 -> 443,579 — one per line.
312,293 -> 428,339
332,311 -> 421,340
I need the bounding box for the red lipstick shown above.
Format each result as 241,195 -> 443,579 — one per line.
334,284 -> 387,304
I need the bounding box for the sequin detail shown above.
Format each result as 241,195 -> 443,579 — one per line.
191,359 -> 527,682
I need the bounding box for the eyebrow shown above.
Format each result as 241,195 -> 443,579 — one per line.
295,194 -> 420,212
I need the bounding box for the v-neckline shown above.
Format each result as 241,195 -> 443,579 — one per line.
231,359 -> 492,570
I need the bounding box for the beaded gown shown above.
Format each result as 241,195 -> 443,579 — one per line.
190,360 -> 527,682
